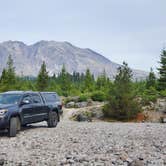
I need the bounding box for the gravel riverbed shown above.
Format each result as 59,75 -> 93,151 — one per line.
0,121 -> 166,166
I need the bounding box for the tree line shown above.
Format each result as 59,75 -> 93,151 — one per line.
0,55 -> 111,98
0,49 -> 165,120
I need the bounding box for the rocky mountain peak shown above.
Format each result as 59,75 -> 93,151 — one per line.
0,40 -> 148,79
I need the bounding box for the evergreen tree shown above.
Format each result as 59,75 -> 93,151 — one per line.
72,71 -> 81,83
6,55 -> 16,85
146,68 -> 156,89
103,62 -> 140,120
0,69 -> 7,83
84,69 -> 94,92
0,55 -> 16,91
59,64 -> 71,96
96,70 -> 107,90
36,61 -> 49,91
158,49 -> 166,90
52,73 -> 56,80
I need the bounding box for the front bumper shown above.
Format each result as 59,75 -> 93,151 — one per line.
0,117 -> 8,129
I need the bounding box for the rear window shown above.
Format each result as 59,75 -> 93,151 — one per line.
42,93 -> 60,103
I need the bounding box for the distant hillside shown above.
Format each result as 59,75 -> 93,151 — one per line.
0,40 -> 148,79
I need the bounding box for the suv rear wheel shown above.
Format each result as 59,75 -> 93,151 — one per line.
8,117 -> 21,137
47,111 -> 58,128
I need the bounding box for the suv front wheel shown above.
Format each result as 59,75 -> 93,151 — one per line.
8,117 -> 21,137
47,111 -> 58,128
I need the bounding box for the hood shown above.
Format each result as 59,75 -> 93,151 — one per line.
0,104 -> 18,110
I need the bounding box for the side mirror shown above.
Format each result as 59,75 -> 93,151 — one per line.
21,99 -> 30,105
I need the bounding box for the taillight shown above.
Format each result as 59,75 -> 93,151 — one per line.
58,104 -> 62,109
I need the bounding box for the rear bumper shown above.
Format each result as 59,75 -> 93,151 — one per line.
0,117 -> 8,129
59,109 -> 63,115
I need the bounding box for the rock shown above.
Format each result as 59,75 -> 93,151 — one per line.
68,159 -> 75,164
126,158 -> 133,163
138,156 -> 144,161
66,101 -> 75,108
76,113 -> 92,122
60,159 -> 68,165
0,159 -> 5,166
155,98 -> 166,113
90,107 -> 103,119
87,99 -> 94,106
119,152 -> 128,162
161,117 -> 166,123
164,159 -> 166,165
75,102 -> 88,108
65,155 -> 73,160
66,101 -> 89,108
143,111 -> 164,123
129,160 -> 144,166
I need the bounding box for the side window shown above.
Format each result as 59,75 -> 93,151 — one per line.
32,94 -> 42,104
55,94 -> 60,101
43,93 -> 60,102
22,95 -> 32,103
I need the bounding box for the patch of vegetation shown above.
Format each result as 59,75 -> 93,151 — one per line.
78,94 -> 89,102
103,62 -> 141,121
158,49 -> 166,90
141,87 -> 159,105
91,91 -> 106,102
160,90 -> 166,97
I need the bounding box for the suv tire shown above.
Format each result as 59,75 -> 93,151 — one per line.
9,117 -> 20,137
47,111 -> 58,128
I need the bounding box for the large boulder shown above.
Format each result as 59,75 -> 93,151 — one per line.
71,104 -> 104,122
75,113 -> 92,122
90,106 -> 104,119
143,111 -> 164,123
155,98 -> 166,113
75,102 -> 88,108
66,101 -> 75,108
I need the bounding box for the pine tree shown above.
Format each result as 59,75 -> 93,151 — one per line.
0,55 -> 16,91
103,62 -> 140,120
84,69 -> 94,91
59,64 -> 71,96
146,68 -> 156,89
6,55 -> 16,85
36,61 -> 49,91
96,70 -> 107,90
0,69 -> 7,83
158,49 -> 166,90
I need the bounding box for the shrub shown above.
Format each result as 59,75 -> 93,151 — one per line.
64,96 -> 79,104
103,62 -> 141,121
69,89 -> 81,96
91,91 -> 107,101
141,87 -> 159,105
78,94 -> 89,102
160,90 -> 166,97
103,96 -> 141,121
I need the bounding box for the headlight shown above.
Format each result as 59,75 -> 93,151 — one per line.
0,109 -> 8,116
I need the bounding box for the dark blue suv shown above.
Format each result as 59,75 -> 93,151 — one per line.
0,91 -> 63,137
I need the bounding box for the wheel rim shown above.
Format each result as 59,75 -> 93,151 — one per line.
17,118 -> 21,131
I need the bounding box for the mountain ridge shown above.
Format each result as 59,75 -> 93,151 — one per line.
0,40 -> 148,79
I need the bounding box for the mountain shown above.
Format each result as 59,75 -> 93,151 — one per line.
0,40 -> 148,79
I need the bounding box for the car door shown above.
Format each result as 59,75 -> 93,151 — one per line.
20,94 -> 34,124
31,93 -> 48,122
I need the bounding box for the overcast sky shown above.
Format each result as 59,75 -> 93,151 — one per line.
0,0 -> 166,71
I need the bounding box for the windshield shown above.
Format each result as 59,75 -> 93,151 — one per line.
0,94 -> 22,104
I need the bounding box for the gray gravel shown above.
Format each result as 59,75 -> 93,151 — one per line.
0,121 -> 166,166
